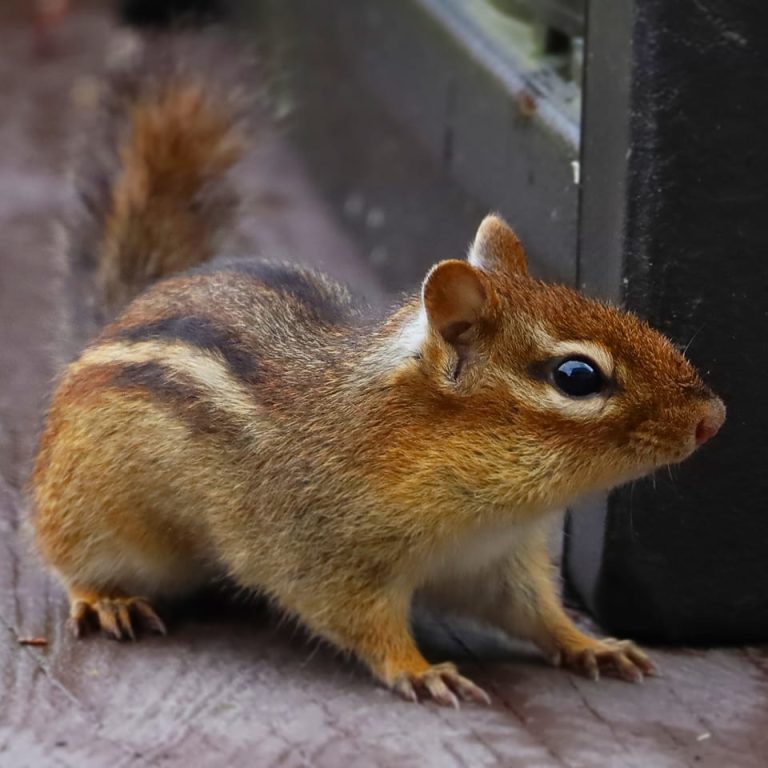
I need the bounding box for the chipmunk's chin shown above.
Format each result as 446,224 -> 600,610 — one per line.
654,440 -> 700,469
613,443 -> 699,489
594,461 -> 663,494
561,444 -> 699,505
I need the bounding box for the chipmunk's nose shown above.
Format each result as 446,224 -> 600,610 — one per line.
695,398 -> 726,446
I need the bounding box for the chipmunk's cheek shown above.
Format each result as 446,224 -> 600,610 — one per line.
620,419 -> 679,469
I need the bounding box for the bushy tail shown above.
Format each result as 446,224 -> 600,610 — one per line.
70,38 -> 247,317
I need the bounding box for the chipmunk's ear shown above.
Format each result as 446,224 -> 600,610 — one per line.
422,260 -> 492,345
468,213 -> 528,276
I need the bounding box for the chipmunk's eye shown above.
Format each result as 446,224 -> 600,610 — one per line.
552,357 -> 604,398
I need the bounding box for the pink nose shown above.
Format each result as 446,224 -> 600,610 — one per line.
695,399 -> 726,446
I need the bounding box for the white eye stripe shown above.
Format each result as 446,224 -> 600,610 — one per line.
547,341 -> 615,378
496,334 -> 615,420
536,341 -> 614,418
494,369 -> 608,420
538,387 -> 609,419
514,379 -> 609,419
522,324 -> 615,379
546,340 -> 615,379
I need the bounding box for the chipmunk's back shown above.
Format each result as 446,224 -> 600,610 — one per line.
99,258 -> 365,398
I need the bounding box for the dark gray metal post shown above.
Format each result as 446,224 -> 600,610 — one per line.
565,0 -> 768,642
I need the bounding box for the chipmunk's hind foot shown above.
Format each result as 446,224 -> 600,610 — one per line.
68,587 -> 167,641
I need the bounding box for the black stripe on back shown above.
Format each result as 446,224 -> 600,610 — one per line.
114,315 -> 259,384
193,258 -> 353,324
111,361 -> 242,437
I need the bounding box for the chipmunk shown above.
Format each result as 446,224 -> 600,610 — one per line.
31,60 -> 726,708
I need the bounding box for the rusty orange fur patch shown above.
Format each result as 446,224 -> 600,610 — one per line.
96,79 -> 244,309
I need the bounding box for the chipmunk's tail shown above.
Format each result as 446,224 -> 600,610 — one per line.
68,38 -> 247,322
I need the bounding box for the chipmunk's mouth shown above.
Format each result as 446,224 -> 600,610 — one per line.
610,442 -> 688,488
639,437 -> 703,471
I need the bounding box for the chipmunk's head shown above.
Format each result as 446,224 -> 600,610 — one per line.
402,214 -> 725,508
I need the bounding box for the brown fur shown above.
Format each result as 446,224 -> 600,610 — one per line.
101,79 -> 243,308
31,72 -> 726,705
69,41 -> 247,316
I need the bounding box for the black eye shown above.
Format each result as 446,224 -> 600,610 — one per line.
552,357 -> 604,398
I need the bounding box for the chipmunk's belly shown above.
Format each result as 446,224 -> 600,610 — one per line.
423,516 -> 547,584
416,513 -> 559,619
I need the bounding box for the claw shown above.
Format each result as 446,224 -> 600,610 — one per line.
443,669 -> 492,705
68,600 -> 91,638
625,643 -> 657,676
131,598 -> 167,636
67,593 -> 166,641
423,675 -> 460,709
560,637 -> 654,684
393,677 -> 418,703
581,650 -> 600,681
97,601 -> 124,640
391,663 -> 489,707
116,602 -> 135,641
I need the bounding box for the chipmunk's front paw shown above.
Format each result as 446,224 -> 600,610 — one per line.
68,590 -> 167,641
554,637 -> 656,683
391,662 -> 491,708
